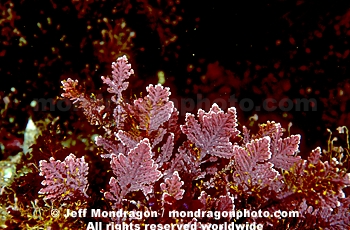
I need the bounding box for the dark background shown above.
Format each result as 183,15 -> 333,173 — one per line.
1,0 -> 350,155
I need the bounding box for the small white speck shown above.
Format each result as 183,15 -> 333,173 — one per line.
30,100 -> 37,107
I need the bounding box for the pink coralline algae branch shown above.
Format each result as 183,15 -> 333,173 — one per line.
46,55 -> 350,228
39,153 -> 89,201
